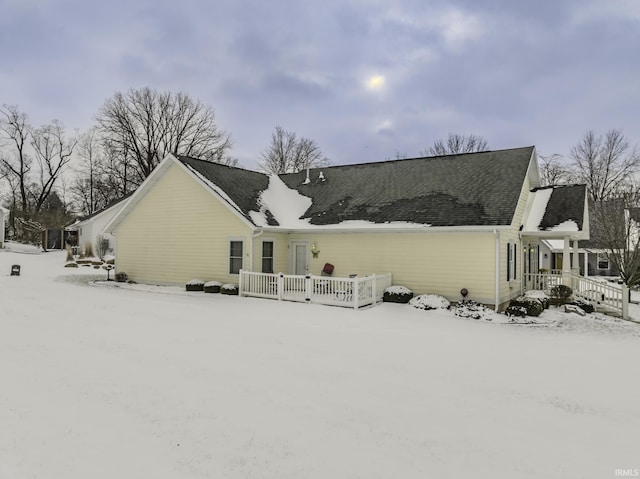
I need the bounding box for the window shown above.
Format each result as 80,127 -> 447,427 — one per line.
229,240 -> 243,274
597,253 -> 610,270
507,242 -> 517,281
262,241 -> 274,273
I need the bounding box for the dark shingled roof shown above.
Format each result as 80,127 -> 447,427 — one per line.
177,147 -> 535,228
177,156 -> 277,225
280,146 -> 535,227
534,184 -> 586,231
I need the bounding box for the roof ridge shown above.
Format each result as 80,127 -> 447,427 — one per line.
278,145 -> 535,176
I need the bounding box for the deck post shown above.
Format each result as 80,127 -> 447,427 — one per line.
278,273 -> 284,301
239,270 -> 244,296
305,275 -> 311,302
622,284 -> 629,320
372,275 -> 378,303
353,277 -> 359,310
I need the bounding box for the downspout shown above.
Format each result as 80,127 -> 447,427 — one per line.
494,229 -> 500,312
250,228 -> 264,272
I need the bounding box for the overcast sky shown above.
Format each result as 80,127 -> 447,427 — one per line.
1,0 -> 639,170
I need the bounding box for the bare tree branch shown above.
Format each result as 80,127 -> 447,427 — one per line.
96,87 -> 232,185
423,133 -> 489,156
259,126 -> 330,174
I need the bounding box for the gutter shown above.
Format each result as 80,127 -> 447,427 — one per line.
250,228 -> 264,272
494,229 -> 500,312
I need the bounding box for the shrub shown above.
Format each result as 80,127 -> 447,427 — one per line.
221,283 -> 239,295
65,249 -> 74,262
409,294 -> 450,311
571,298 -> 595,314
186,279 -> 205,292
383,285 -> 414,303
509,296 -> 544,317
204,281 -> 222,293
84,242 -> 93,258
506,305 -> 527,318
549,284 -> 573,306
64,262 -> 78,268
455,299 -> 490,320
523,290 -> 550,309
115,272 -> 128,283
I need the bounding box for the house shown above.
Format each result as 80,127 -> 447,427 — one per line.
104,146 -> 590,310
67,196 -> 130,256
540,202 -> 640,278
0,206 -> 7,248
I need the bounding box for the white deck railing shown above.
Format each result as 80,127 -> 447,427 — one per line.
571,275 -> 629,319
239,270 -> 393,309
524,272 -> 629,319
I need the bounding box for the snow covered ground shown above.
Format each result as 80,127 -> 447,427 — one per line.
1,245 -> 639,478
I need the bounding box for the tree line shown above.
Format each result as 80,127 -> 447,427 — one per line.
2,88 -> 640,287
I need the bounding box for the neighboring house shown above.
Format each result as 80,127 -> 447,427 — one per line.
0,206 -> 7,248
105,146 -> 589,310
67,196 -> 131,256
540,203 -> 640,278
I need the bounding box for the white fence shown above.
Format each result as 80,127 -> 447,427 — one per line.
523,272 -> 563,292
239,270 -> 393,309
571,275 -> 629,319
524,272 -> 629,319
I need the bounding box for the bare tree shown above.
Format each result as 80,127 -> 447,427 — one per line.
589,190 -> 640,287
95,234 -> 108,260
538,153 -> 573,186
259,126 -> 330,174
30,120 -> 77,215
570,129 -> 640,202
0,105 -> 32,213
96,87 -> 232,185
423,133 -> 489,156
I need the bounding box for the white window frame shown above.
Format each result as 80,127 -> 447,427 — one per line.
507,242 -> 517,281
261,239 -> 275,274
597,252 -> 610,270
229,238 -> 245,275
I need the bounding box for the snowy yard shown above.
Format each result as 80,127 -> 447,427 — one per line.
1,246 -> 639,478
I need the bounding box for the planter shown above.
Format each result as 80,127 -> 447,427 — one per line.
204,281 -> 222,293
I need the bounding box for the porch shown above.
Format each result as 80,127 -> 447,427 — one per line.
239,270 -> 393,309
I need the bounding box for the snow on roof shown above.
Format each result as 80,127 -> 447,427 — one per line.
249,175 -> 432,230
250,175 -> 312,228
525,188 -> 553,231
525,185 -> 585,233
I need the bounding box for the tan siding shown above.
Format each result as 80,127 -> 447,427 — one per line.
250,233 -> 289,274
512,175 -> 531,228
115,162 -> 253,285
288,231 -> 497,303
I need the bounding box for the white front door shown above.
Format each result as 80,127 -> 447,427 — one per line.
292,241 -> 309,275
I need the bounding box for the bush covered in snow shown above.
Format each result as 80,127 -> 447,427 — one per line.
115,272 -> 128,283
64,262 -> 78,268
186,279 -> 205,292
221,283 -> 239,295
505,305 -> 527,318
571,298 -> 595,314
509,296 -> 544,317
409,294 -> 450,311
455,299 -> 490,320
383,285 -> 414,303
523,290 -> 550,309
549,284 -> 573,305
204,281 -> 222,293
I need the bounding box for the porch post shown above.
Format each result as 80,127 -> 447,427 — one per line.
562,236 -> 572,286
571,239 -> 580,277
583,251 -> 589,278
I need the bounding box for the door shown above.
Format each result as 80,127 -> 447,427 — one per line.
292,241 -> 309,275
